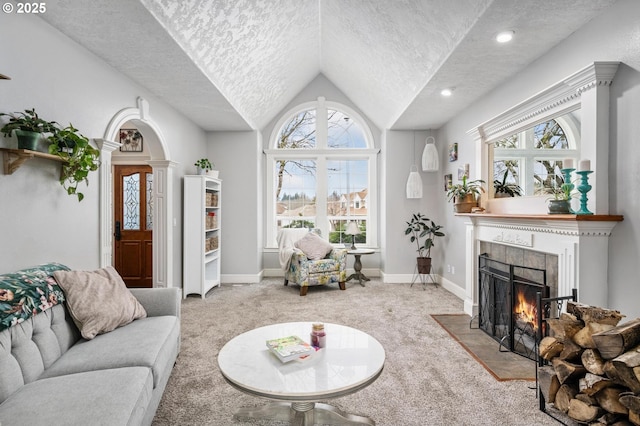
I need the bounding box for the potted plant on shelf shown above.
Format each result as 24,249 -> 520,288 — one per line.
0,108 -> 58,151
194,158 -> 218,177
545,176 -> 573,214
493,169 -> 522,198
404,213 -> 445,274
446,175 -> 485,213
48,124 -> 101,202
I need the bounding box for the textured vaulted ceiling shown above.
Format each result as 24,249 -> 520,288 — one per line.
40,0 -> 617,131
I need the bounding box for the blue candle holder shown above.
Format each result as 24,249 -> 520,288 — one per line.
560,168 -> 575,214
575,170 -> 593,215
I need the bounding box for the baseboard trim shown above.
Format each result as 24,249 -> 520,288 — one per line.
221,271 -> 264,284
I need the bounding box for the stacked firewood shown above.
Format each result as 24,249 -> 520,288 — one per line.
538,301 -> 640,425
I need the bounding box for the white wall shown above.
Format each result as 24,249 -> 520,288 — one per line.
207,130 -> 263,282
436,0 -> 640,318
0,14 -> 207,287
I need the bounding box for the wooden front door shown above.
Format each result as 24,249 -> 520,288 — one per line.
114,165 -> 153,287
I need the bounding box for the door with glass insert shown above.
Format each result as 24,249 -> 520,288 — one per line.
114,165 -> 153,287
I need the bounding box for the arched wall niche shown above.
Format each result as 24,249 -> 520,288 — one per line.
96,97 -> 177,288
467,61 -> 619,215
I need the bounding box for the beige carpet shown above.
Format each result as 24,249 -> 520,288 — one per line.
152,279 -> 559,425
431,314 -> 536,381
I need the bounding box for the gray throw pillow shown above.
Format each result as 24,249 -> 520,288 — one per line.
53,266 -> 147,340
294,232 -> 334,260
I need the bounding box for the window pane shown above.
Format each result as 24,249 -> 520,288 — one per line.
534,120 -> 568,150
533,159 -> 563,195
327,110 -> 367,148
275,159 -> 316,232
146,172 -> 153,230
329,219 -> 367,245
494,133 -> 519,149
276,110 -> 316,149
327,159 -> 368,216
493,160 -> 520,184
123,173 -> 140,230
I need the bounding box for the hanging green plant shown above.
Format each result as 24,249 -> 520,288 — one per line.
48,124 -> 100,202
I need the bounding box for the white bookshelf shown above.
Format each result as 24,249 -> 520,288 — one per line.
183,175 -> 221,298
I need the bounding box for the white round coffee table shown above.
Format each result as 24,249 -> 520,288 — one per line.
218,322 -> 385,425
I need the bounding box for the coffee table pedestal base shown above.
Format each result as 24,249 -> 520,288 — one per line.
234,401 -> 375,425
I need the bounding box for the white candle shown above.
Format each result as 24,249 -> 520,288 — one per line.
578,159 -> 591,171
563,158 -> 574,170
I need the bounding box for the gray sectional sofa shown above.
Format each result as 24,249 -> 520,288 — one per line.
0,263 -> 181,426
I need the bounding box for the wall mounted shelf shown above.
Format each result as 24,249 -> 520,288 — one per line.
0,148 -> 66,175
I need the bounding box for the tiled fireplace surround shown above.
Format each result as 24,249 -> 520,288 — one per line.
462,214 -> 623,317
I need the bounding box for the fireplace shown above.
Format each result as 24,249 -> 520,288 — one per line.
478,255 -> 549,360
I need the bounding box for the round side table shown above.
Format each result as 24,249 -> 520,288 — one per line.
346,249 -> 374,286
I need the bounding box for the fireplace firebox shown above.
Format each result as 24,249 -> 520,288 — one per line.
477,254 -> 549,360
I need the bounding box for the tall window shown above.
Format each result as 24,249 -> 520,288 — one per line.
492,112 -> 580,196
266,98 -> 378,248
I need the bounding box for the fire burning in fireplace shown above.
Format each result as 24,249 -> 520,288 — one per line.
514,289 -> 538,332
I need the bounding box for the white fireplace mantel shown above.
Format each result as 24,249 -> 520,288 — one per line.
462,213 -> 623,316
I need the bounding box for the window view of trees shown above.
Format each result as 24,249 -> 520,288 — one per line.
493,117 -> 576,196
273,105 -> 370,246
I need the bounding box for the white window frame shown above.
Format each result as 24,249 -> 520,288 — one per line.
265,97 -> 379,248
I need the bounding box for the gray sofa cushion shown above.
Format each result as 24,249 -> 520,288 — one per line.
0,367 -> 152,426
0,304 -> 80,403
40,315 -> 179,388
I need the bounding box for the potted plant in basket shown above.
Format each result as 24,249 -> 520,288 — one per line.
0,108 -> 58,151
48,124 -> 101,202
493,169 -> 522,197
446,175 -> 485,213
404,213 -> 445,274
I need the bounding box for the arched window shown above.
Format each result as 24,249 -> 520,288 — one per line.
265,97 -> 378,248
492,112 -> 580,196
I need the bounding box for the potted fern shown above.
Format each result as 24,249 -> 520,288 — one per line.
48,124 -> 101,202
404,213 -> 445,274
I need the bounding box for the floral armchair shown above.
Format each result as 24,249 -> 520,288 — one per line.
277,229 -> 348,296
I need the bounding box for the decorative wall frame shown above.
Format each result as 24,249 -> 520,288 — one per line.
119,129 -> 143,152
449,143 -> 458,162
458,163 -> 469,180
444,174 -> 452,191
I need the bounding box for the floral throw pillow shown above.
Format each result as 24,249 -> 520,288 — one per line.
53,266 -> 147,340
0,263 -> 69,331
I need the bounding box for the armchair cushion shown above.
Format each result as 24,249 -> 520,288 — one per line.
294,232 -> 334,260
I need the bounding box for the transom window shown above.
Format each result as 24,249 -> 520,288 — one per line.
265,97 -> 378,248
492,112 -> 580,196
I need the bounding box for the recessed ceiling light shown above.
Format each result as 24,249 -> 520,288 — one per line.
441,88 -> 454,97
496,30 -> 515,43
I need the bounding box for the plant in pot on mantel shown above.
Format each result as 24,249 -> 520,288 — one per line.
0,108 -> 58,151
446,175 -> 485,213
404,213 -> 445,274
545,177 -> 574,214
48,124 -> 101,202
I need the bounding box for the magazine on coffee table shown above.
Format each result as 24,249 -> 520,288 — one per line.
266,335 -> 315,363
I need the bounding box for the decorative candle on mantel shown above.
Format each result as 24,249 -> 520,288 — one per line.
578,159 -> 591,171
563,158 -> 574,170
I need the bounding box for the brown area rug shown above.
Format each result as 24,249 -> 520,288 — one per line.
431,314 -> 536,381
152,279 -> 558,425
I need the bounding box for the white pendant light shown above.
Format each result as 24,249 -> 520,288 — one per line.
422,136 -> 439,171
406,132 -> 423,198
406,165 -> 423,198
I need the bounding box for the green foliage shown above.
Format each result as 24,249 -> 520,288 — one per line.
404,213 -> 445,258
194,158 -> 214,170
0,108 -> 58,136
446,175 -> 485,202
48,124 -> 100,202
493,169 -> 522,197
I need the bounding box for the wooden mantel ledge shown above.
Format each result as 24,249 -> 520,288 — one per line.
455,213 -> 623,222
